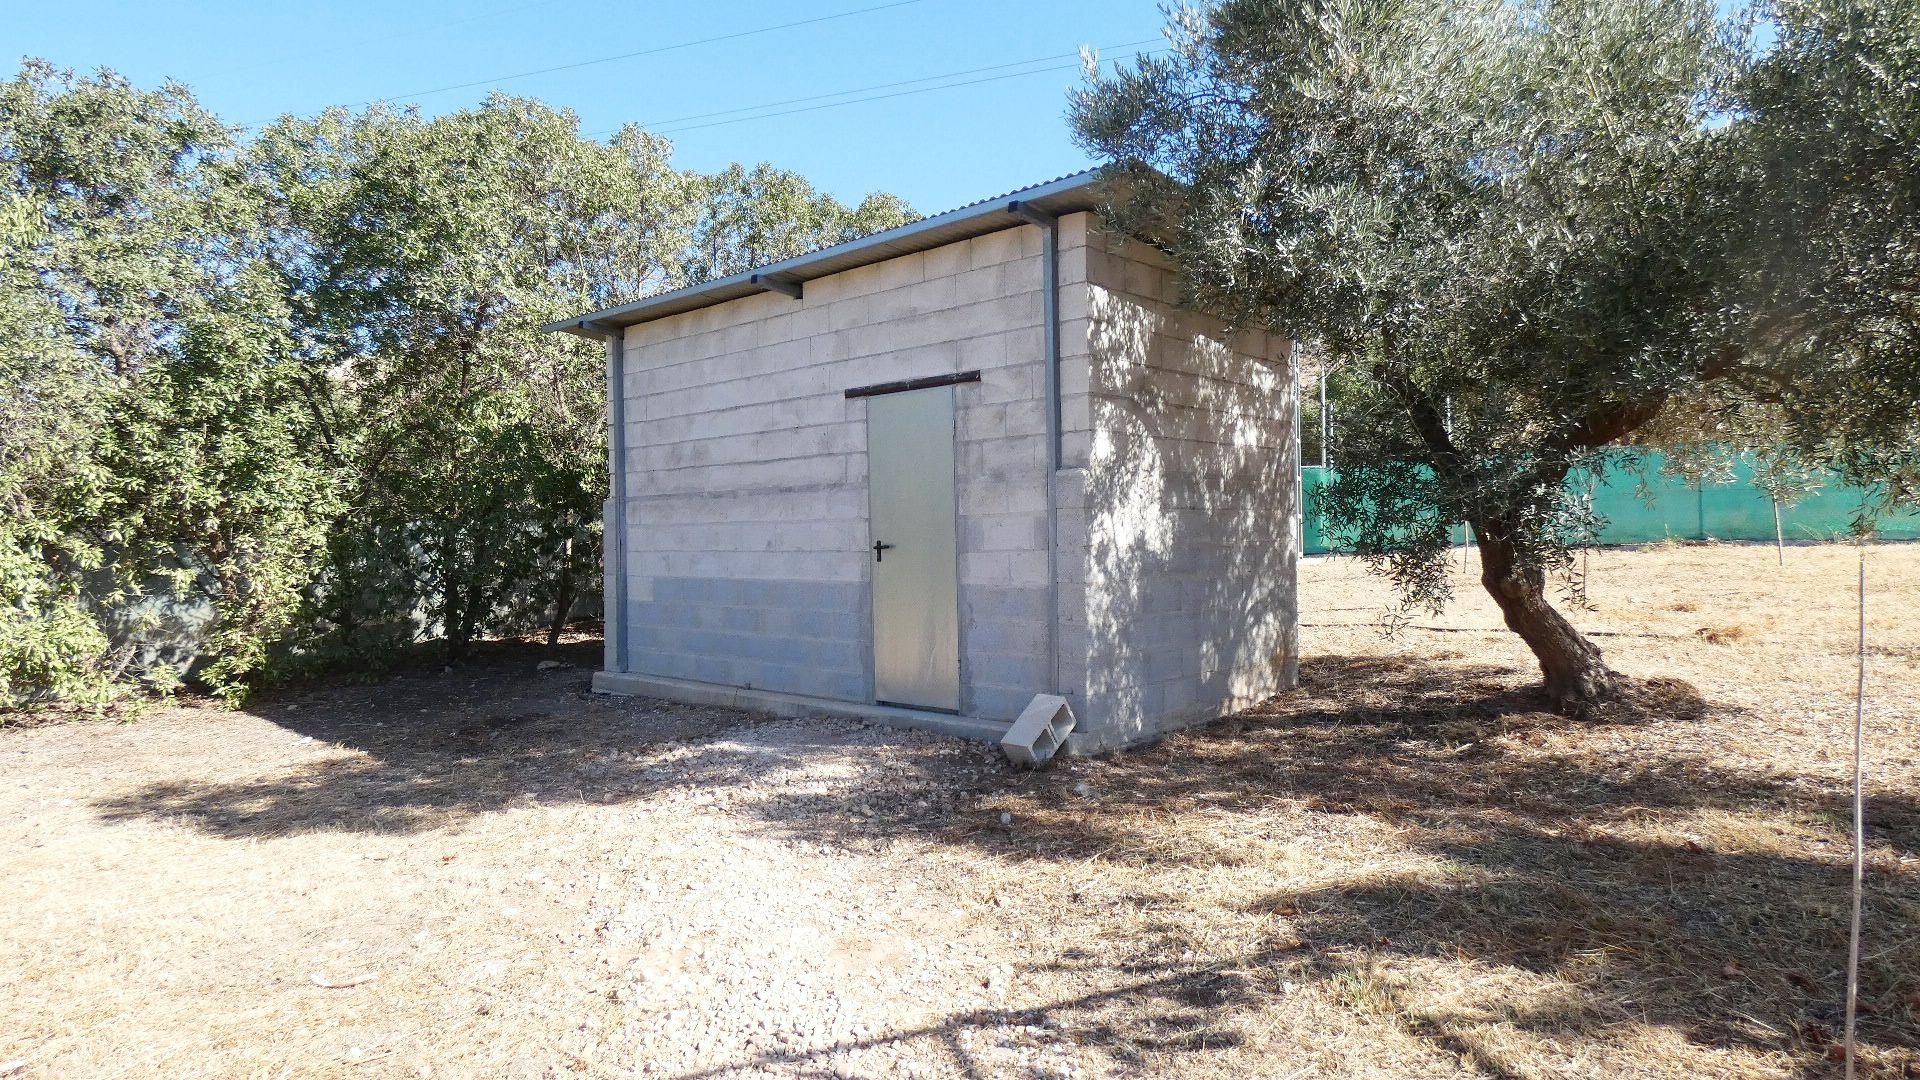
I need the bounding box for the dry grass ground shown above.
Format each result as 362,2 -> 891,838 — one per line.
2,542 -> 1916,1079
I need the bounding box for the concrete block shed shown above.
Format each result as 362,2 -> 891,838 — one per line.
547,171 -> 1301,754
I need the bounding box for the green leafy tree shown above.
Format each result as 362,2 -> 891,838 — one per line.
1,62 -> 338,707
687,162 -> 917,282
4,64 -> 922,701
1072,0 -> 1918,712
255,102 -> 920,667
253,99 -> 706,663
0,185 -> 114,705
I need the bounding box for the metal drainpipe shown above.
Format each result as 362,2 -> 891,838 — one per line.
1289,339 -> 1306,685
1319,369 -> 1330,470
1008,201 -> 1063,697
588,320 -> 628,674
1292,341 -> 1305,556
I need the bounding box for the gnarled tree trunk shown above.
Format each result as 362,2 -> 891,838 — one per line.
1473,523 -> 1615,714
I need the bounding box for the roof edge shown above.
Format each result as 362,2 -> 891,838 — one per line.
544,168 -> 1106,337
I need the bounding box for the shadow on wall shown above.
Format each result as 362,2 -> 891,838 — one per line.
1073,274 -> 1298,747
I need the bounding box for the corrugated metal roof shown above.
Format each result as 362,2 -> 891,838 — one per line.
544,169 -> 1105,337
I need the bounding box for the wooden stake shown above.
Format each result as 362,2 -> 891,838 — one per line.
1774,498 -> 1785,567
1844,546 -> 1866,1080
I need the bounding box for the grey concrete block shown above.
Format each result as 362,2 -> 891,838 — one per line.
687,654 -> 734,685
679,629 -> 735,657
963,587 -> 1050,622
813,670 -> 870,702
1145,643 -> 1193,683
1001,694 -> 1076,767
968,651 -> 1050,689
1162,678 -> 1200,713
593,671 -> 1010,743
968,685 -> 1039,721
802,637 -> 866,670
644,651 -> 698,681
963,619 -> 1047,657
738,661 -> 812,696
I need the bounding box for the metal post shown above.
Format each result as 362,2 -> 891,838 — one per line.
1583,477 -> 1596,592
1444,395 -> 1457,555
1774,498 -> 1785,566
594,322 -> 628,675
1007,200 -> 1063,697
1292,342 -> 1305,560
1845,547 -> 1867,1080
1318,370 -> 1329,470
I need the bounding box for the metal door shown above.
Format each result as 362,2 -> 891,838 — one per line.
866,386 -> 961,711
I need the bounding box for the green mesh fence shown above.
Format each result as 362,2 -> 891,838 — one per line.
1303,453 -> 1920,555
1301,466 -> 1332,555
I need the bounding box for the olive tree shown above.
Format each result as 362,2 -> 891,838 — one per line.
1630,0 -> 1920,524
1712,0 -> 1920,501
1072,0 -> 1917,712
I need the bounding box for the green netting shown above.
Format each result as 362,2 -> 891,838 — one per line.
1303,452 -> 1920,555
1301,466 -> 1332,554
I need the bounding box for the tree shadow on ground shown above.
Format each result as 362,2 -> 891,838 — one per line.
85,646 -> 1920,1076
713,654 -> 1920,1078
87,637 -> 859,838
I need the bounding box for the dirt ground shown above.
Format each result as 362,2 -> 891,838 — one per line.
2,541 -> 1916,1079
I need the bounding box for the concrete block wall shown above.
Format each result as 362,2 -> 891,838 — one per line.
1062,225 -> 1301,752
613,223 -> 1082,721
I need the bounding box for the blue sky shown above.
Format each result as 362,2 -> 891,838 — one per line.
6,0 -> 1171,214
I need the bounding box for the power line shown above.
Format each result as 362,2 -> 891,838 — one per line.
426,0 -> 573,35
595,36 -> 1167,136
363,0 -> 930,110
581,44 -> 1162,141
237,6 -> 1167,143
221,0 -> 569,80
653,52 -> 1159,136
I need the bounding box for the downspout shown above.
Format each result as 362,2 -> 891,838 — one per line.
585,319 -> 628,674
1290,339 -> 1306,687
1008,201 -> 1063,698
1293,342 -> 1305,554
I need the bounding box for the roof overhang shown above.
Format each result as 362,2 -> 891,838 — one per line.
545,169 -> 1107,339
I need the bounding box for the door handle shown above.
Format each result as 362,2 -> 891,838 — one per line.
873,540 -> 896,562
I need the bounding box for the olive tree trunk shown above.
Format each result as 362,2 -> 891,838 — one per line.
1473,524 -> 1616,713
